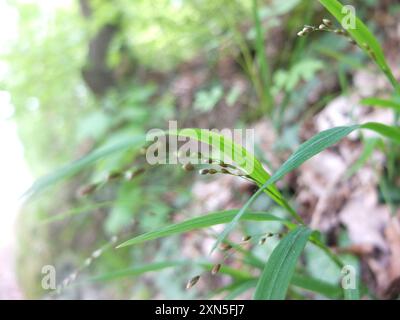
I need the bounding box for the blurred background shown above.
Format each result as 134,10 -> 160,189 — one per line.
1,0 -> 400,299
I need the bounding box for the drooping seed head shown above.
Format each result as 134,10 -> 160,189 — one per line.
186,275 -> 201,289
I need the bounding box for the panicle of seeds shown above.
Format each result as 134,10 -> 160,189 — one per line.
297,18 -> 356,46
52,235 -> 120,298
186,275 -> 201,289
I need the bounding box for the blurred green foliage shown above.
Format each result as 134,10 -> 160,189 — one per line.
2,0 -> 395,299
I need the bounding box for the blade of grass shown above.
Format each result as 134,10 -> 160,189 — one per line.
219,273 -> 342,300
39,201 -> 115,224
168,128 -> 301,222
117,210 -> 290,248
361,122 -> 400,144
291,274 -> 342,299
252,0 -> 272,112
214,122 -> 400,252
318,0 -> 400,92
24,135 -> 145,199
88,261 -> 185,282
213,125 -> 358,252
254,226 -> 312,300
361,97 -> 400,113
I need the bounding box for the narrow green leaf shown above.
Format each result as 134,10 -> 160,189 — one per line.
343,271 -> 361,300
168,129 -> 283,200
89,261 -> 184,282
25,135 -> 145,198
252,0 -> 272,109
40,201 -> 115,224
361,122 -> 400,144
344,287 -> 360,300
318,0 -> 399,91
254,226 -> 312,300
216,122 -> 400,251
361,97 -> 400,112
168,128 -> 301,223
117,210 -> 289,248
291,274 -> 342,299
215,125 -> 359,251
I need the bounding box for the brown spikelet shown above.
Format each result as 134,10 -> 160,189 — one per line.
211,264 -> 221,275
322,19 -> 332,27
186,275 -> 201,289
182,163 -> 195,171
219,243 -> 232,252
107,171 -> 123,181
199,169 -> 209,175
77,183 -> 98,197
219,161 -> 228,168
